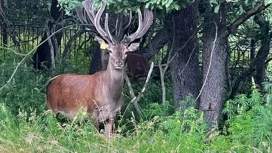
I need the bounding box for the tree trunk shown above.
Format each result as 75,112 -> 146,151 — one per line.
88,41 -> 103,74
32,0 -> 63,70
199,4 -> 227,128
254,14 -> 270,89
197,1 -> 268,128
166,1 -> 200,110
250,38 -> 256,62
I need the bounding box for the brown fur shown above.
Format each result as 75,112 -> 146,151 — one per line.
46,72 -> 123,122
126,53 -> 150,81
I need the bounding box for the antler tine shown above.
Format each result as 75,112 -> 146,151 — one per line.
76,8 -> 86,25
105,13 -> 116,44
76,1 -> 93,28
93,1 -> 112,43
89,1 -> 96,22
128,9 -> 143,41
123,11 -> 132,30
82,0 -> 94,24
123,9 -> 153,43
137,9 -> 153,38
114,12 -> 132,42
115,15 -> 120,36
80,0 -> 116,44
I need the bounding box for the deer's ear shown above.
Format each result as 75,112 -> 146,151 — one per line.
127,43 -> 140,52
95,36 -> 109,50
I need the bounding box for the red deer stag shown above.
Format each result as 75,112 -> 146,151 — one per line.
46,0 -> 153,137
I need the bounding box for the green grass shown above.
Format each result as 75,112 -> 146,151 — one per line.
0,103 -> 205,153
1,48 -> 272,153
0,98 -> 271,153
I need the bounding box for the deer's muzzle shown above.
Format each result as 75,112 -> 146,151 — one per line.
114,60 -> 124,69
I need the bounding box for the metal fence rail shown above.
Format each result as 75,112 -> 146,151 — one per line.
0,24 -> 252,72
0,24 -> 91,61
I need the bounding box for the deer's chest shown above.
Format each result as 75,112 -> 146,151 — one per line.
90,92 -> 123,122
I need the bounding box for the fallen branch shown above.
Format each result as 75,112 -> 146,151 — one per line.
124,62 -> 154,117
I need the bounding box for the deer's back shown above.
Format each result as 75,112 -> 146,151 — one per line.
46,73 -> 104,120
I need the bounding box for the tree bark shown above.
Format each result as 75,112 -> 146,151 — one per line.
200,2 -> 269,128
199,3 -> 227,128
166,1 -> 200,110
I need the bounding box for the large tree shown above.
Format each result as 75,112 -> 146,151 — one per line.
166,1 -> 200,110
199,1 -> 270,128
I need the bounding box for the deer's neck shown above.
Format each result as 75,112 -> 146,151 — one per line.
104,64 -> 124,98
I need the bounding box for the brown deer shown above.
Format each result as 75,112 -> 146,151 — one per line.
46,0 -> 153,137
126,53 -> 150,81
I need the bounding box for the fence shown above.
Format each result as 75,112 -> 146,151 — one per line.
0,24 -> 253,71
0,24 -> 92,62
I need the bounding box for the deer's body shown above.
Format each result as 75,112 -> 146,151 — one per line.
46,43 -> 129,137
46,0 -> 153,137
46,71 -> 124,125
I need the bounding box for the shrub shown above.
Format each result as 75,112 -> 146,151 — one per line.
222,79 -> 272,152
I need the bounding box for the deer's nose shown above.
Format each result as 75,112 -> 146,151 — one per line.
115,60 -> 124,67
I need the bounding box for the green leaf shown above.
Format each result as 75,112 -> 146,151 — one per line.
165,0 -> 173,8
209,0 -> 218,5
214,5 -> 219,13
162,0 -> 167,5
173,4 -> 180,10
245,0 -> 249,5
265,0 -> 272,5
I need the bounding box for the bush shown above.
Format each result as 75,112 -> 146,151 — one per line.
0,62 -> 49,114
222,79 -> 272,152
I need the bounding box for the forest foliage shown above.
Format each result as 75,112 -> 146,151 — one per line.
1,0 -> 272,152
0,60 -> 272,152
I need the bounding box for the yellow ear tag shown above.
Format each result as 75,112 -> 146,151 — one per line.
100,42 -> 108,49
94,36 -> 98,41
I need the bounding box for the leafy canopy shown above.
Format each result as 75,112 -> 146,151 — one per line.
57,0 -> 186,15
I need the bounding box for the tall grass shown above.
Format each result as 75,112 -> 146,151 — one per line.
0,94 -> 271,152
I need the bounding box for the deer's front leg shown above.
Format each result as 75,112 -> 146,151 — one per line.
104,118 -> 114,138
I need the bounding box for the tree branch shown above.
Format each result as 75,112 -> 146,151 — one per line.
124,62 -> 154,117
0,25 -> 74,91
0,2 -> 21,51
229,13 -> 271,98
62,28 -> 85,60
221,3 -> 270,38
142,27 -> 168,60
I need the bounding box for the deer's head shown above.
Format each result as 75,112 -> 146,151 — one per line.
95,36 -> 139,70
77,0 -> 153,70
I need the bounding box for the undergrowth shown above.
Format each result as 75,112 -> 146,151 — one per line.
1,49 -> 272,152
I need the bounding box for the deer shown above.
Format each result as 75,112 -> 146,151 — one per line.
46,0 -> 153,137
126,53 -> 150,81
